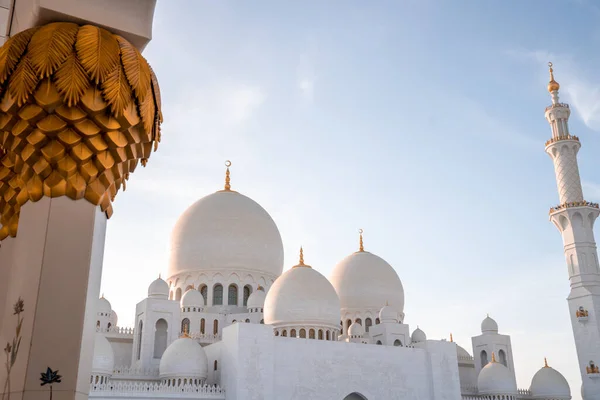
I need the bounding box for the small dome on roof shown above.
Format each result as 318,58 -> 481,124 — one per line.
481,315 -> 498,334
477,354 -> 517,395
529,360 -> 571,399
148,276 -> 169,299
457,345 -> 472,360
159,338 -> 208,381
97,296 -> 112,314
92,333 -> 114,376
181,289 -> 204,308
379,304 -> 399,323
411,327 -> 427,343
247,286 -> 266,309
348,322 -> 364,337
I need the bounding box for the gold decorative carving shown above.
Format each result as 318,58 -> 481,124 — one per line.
549,200 -> 599,215
293,246 -> 312,269
0,22 -> 162,240
545,134 -> 579,147
576,306 -> 589,318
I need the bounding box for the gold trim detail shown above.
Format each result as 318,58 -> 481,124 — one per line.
548,62 -> 560,93
0,22 -> 162,240
292,246 -> 311,268
359,228 -> 364,252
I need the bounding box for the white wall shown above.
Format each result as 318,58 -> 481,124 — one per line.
222,323 -> 461,400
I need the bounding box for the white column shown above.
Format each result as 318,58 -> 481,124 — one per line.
0,197 -> 106,400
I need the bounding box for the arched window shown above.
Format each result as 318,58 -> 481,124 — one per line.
232,320 -> 237,323
365,318 -> 372,332
282,330 -> 287,337
393,339 -> 402,347
186,285 -> 194,292
346,319 -> 352,332
340,320 -> 343,335
260,319 -> 264,324
169,290 -> 173,300
290,329 -> 297,338
199,285 -> 207,303
107,322 -> 112,330
154,319 -> 168,358
243,285 -> 252,306
376,340 -> 382,345
214,360 -> 218,371
499,349 -> 507,366
275,331 -> 279,336
481,350 -> 488,366
213,284 -> 223,305
299,329 -> 306,338
375,318 -> 380,324
309,329 -> 315,339
96,321 -> 100,328
181,318 -> 190,335
355,318 -> 362,326
245,318 -> 250,323
213,319 -> 219,335
175,287 -> 182,301
326,331 -> 330,341
136,320 -> 143,360
228,284 -> 238,305
200,318 -> 205,334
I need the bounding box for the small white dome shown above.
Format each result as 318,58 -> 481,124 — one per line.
457,345 -> 472,360
148,277 -> 169,299
379,304 -> 399,323
264,256 -> 340,330
97,297 -> 112,314
109,310 -> 118,326
348,322 -> 364,337
411,327 -> 427,343
168,190 -> 284,279
330,251 -> 404,315
92,333 -> 114,376
529,362 -> 571,399
477,358 -> 517,395
247,286 -> 266,309
481,315 -> 498,334
159,338 -> 208,381
181,289 -> 205,308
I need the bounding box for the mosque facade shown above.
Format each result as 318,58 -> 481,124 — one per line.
85,67 -> 595,400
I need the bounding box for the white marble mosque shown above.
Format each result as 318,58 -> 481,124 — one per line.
86,66 -> 600,400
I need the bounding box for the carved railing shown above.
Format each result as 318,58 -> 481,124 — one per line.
112,365 -> 159,377
458,355 -> 474,362
518,388 -> 531,396
96,326 -> 134,337
460,385 -> 477,394
549,201 -> 599,215
89,381 -> 225,398
545,134 -> 579,147
545,103 -> 570,112
183,332 -> 222,343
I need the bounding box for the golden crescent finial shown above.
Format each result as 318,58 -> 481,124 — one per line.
450,333 -> 453,342
491,352 -> 497,363
544,357 -> 549,368
299,246 -> 304,265
224,160 -> 232,191
359,229 -> 364,252
547,62 -> 560,93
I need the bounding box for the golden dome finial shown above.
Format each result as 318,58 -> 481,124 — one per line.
491,352 -> 497,363
548,62 -> 560,93
450,333 -> 453,342
299,246 -> 304,265
544,357 -> 549,368
180,324 -> 190,338
359,229 -> 364,252
224,160 -> 232,191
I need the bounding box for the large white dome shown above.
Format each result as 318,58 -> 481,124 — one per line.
529,361 -> 571,399
168,190 -> 284,279
477,358 -> 517,395
159,338 -> 208,381
264,257 -> 340,329
92,333 -> 114,376
330,251 -> 404,315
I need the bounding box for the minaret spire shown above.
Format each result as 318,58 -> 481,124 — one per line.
545,63 -> 600,399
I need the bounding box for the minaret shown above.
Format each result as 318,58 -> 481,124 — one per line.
545,63 -> 600,399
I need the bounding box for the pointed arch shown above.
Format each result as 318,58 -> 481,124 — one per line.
498,349 -> 507,366
243,285 -> 252,306
481,350 -> 488,366
136,320 -> 143,360
154,319 -> 168,358
213,284 -> 223,305
228,284 -> 238,305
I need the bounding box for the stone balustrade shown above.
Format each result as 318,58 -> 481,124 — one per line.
545,103 -> 570,112
89,381 -> 225,398
549,200 -> 599,215
112,365 -> 159,377
545,133 -> 579,147
96,326 -> 135,337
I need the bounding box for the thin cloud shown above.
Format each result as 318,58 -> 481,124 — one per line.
297,40 -> 318,101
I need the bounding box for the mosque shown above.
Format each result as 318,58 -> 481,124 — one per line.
84,66 -> 598,400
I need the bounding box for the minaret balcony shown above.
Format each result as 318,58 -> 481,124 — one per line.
545,134 -> 579,147
545,102 -> 570,112
549,200 -> 599,215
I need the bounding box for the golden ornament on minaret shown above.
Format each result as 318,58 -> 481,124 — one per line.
0,22 -> 163,240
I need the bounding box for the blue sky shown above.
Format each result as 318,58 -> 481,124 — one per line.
99,1 -> 600,396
